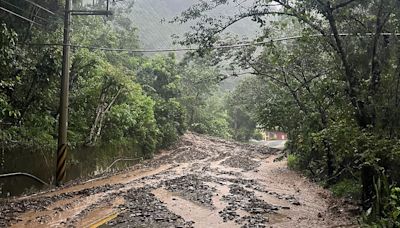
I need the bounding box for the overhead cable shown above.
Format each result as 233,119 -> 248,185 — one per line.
22,0 -> 55,15
0,6 -> 42,26
21,32 -> 400,53
0,0 -> 50,23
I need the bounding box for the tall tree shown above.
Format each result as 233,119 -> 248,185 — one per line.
176,0 -> 400,211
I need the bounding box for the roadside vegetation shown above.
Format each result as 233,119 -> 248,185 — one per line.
0,2 -> 257,161
173,0 -> 400,226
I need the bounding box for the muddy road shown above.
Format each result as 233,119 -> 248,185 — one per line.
1,133 -> 358,227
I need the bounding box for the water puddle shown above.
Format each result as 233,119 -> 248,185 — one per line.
152,188 -> 238,228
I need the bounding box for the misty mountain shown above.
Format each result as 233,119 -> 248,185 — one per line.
79,0 -> 262,50
126,0 -> 261,50
80,0 -> 261,89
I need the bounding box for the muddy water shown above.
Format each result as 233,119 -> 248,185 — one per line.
0,143 -> 143,197
0,133 -> 359,228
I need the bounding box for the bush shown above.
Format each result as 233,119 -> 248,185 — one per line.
287,154 -> 300,170
365,186 -> 400,227
154,99 -> 187,148
252,130 -> 264,140
330,179 -> 361,200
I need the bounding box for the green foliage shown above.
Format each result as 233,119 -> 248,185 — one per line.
1,13 -> 247,163
287,154 -> 300,170
185,92 -> 232,139
364,177 -> 400,227
252,130 -> 264,141
330,179 -> 361,200
0,16 -> 172,158
178,57 -> 235,139
0,23 -> 20,121
175,0 -> 400,224
0,23 -> 61,148
387,188 -> 400,226
136,55 -> 187,148
226,77 -> 260,141
154,99 -> 186,148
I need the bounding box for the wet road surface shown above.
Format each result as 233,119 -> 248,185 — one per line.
1,133 -> 358,227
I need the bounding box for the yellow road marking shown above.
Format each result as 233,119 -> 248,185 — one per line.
88,212 -> 119,228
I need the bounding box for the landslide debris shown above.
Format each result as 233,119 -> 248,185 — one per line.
109,187 -> 194,228
220,155 -> 261,171
219,184 -> 279,227
1,133 -> 354,228
163,174 -> 216,208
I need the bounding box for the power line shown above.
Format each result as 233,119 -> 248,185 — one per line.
22,32 -> 400,53
0,6 -> 42,26
1,0 -> 25,12
0,0 -> 50,23
22,0 -> 55,15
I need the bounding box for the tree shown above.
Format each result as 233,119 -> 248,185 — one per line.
226,76 -> 259,141
175,0 -> 400,213
136,54 -> 187,148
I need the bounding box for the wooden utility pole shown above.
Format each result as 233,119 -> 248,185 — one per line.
56,0 -> 111,186
56,0 -> 72,186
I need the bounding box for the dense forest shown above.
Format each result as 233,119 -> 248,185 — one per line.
1,0 -> 400,226
0,0 -> 258,181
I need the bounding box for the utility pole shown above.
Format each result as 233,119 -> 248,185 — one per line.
56,0 -> 72,186
56,0 -> 111,186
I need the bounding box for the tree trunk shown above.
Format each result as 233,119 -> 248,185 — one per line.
87,93 -> 106,145
324,139 -> 334,184
362,165 -> 375,210
86,89 -> 122,146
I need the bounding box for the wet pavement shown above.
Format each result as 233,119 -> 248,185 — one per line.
0,133 -> 358,227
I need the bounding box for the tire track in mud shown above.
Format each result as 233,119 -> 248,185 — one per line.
1,133 -> 358,228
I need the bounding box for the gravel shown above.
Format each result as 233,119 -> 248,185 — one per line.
219,184 -> 279,227
109,187 -> 194,228
220,156 -> 261,171
163,174 -> 216,208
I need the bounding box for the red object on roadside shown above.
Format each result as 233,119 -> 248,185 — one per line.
264,131 -> 287,140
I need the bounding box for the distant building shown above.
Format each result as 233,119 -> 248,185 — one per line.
262,131 -> 287,140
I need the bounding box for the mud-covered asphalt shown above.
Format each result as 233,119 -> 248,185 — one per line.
0,133 -> 359,227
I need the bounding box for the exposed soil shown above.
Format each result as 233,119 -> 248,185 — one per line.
0,133 -> 359,227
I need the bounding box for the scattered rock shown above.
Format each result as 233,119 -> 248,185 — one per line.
163,174 -> 216,208
221,156 -> 261,171
109,187 -> 194,227
219,184 -> 279,227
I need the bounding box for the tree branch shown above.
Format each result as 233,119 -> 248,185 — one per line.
333,0 -> 359,11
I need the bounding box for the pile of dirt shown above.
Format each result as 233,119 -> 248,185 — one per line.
219,184 -> 280,227
171,147 -> 210,163
220,155 -> 261,171
163,174 -> 216,208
